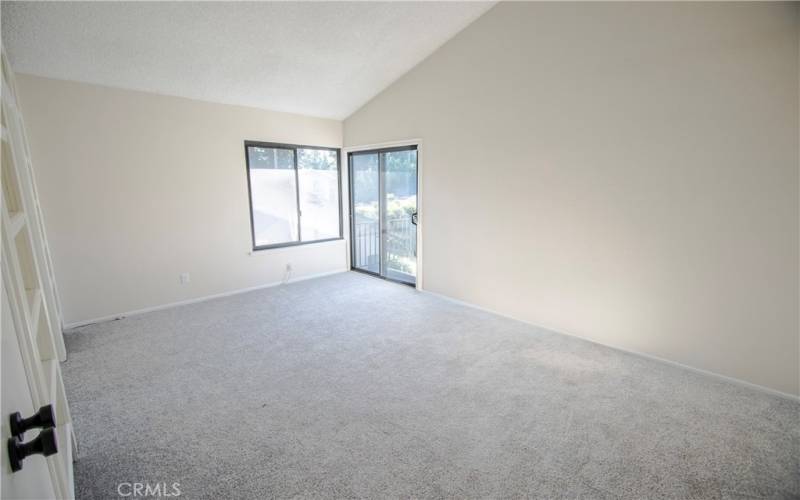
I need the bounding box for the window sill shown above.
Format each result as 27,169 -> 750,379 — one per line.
249,237 -> 344,253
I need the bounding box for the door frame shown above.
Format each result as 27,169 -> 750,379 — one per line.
344,139 -> 423,291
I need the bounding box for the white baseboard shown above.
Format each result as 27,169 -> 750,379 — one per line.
421,289 -> 800,402
62,269 -> 347,330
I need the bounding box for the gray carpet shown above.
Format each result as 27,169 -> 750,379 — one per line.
63,272 -> 799,499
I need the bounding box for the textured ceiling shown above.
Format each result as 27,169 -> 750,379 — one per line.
1,1 -> 494,119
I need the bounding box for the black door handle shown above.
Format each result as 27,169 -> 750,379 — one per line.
10,405 -> 55,437
411,212 -> 418,225
7,428 -> 58,472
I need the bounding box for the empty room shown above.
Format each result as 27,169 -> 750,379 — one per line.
1,1 -> 798,499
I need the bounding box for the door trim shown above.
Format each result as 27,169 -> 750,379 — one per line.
344,139 -> 423,290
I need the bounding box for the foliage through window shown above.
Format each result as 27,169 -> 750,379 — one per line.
245,141 -> 341,249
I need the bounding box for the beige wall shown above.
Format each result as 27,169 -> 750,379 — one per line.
17,75 -> 346,326
345,2 -> 800,396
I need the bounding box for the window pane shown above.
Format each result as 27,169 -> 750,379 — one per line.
297,148 -> 340,241
248,146 -> 298,246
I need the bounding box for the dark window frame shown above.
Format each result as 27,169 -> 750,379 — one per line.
244,140 -> 343,251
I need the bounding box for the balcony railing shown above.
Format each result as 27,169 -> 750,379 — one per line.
353,217 -> 416,273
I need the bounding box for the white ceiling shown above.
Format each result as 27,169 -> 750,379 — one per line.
1,1 -> 494,120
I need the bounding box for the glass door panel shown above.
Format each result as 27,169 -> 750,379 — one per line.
350,153 -> 380,274
382,149 -> 417,284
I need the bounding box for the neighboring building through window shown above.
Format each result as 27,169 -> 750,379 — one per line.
245,141 -> 342,249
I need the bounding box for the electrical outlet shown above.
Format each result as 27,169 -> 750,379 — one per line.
179,273 -> 191,285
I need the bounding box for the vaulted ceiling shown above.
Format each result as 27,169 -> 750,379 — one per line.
2,1 -> 494,119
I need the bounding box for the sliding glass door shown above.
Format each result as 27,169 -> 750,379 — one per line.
349,146 -> 418,285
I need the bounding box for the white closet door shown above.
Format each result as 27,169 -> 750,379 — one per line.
1,46 -> 75,499
1,284 -> 57,500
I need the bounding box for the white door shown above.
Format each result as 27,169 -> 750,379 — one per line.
1,280 -> 57,499
1,47 -> 75,499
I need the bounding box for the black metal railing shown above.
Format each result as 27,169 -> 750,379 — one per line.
353,217 -> 415,271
